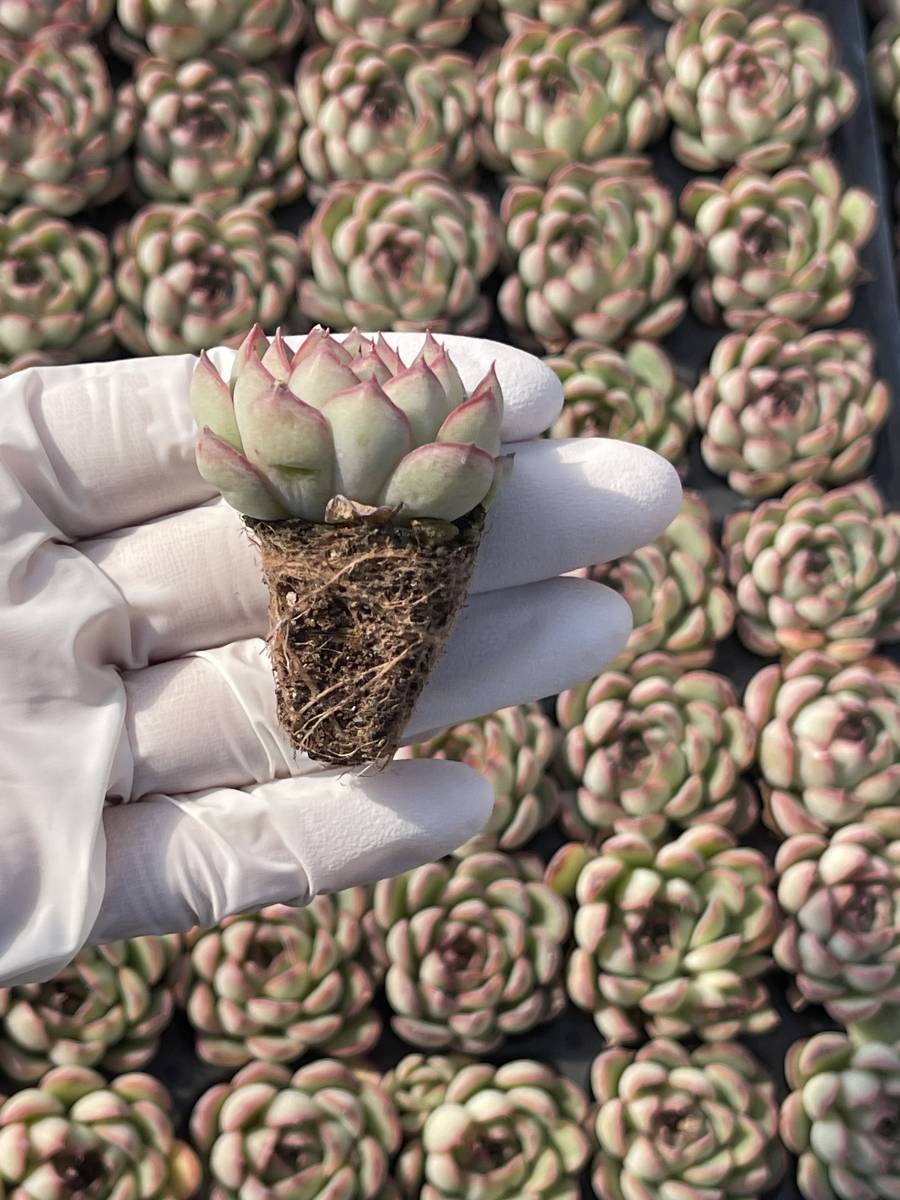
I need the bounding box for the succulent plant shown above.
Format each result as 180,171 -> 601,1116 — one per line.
780,1032 -> 900,1200
694,319 -> 891,499
548,825 -> 780,1043
385,1054 -> 468,1137
555,653 -> 759,844
297,41 -> 477,196
683,157 -> 877,332
193,326 -> 510,525
480,0 -> 635,37
396,1059 -> 592,1200
298,171 -> 499,335
651,0 -> 791,16
500,161 -> 695,352
364,851 -> 571,1053
113,205 -> 301,356
0,206 -> 115,378
111,0 -> 306,62
659,7 -> 856,173
396,705 -> 560,856
128,55 -> 305,212
0,935 -> 184,1084
577,491 -> 735,672
548,339 -> 695,468
723,480 -> 900,662
0,40 -> 136,217
0,1066 -> 201,1199
774,823 -> 900,1028
745,651 -> 900,839
871,18 -> 900,152
591,1039 -> 787,1200
0,0 -> 113,40
477,25 -> 666,184
311,0 -> 479,47
190,1058 -> 401,1200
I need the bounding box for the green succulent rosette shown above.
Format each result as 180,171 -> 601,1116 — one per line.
479,0 -> 635,37
111,0 -> 306,62
386,1054 -> 469,1138
113,203 -> 301,356
190,1058 -> 401,1200
548,338 -> 695,469
695,319 -> 891,499
298,170 -> 499,334
0,40 -> 136,217
591,1039 -> 787,1200
723,480 -> 900,662
396,705 -> 560,857
311,0 -> 479,47
651,0 -> 791,17
477,25 -> 666,184
0,206 -> 115,378
364,852 -> 571,1053
780,1032 -> 900,1200
0,1066 -> 201,1199
682,157 -> 877,332
660,7 -> 856,173
745,651 -> 900,839
500,160 -> 695,352
871,17 -> 900,155
0,0 -> 113,39
556,653 -> 759,844
548,825 -> 780,1043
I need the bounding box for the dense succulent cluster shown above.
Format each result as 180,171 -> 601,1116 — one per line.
482,0 -> 635,35
111,0 -> 307,62
0,0 -> 113,40
311,0 -> 480,47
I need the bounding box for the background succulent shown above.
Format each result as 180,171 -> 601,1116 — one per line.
113,204 -> 301,355
298,170 -> 499,334
311,0 -> 479,47
695,319 -> 891,499
683,157 -> 877,332
111,0 -> 307,62
0,206 -> 115,378
365,851 -> 571,1053
723,480 -> 900,662
548,826 -> 780,1043
297,40 -> 478,195
477,25 -> 666,184
0,40 -> 136,217
500,160 -> 695,352
591,1039 -> 787,1200
548,338 -> 695,468
659,7 -> 857,173
651,0 -> 784,16
128,55 -> 305,212
480,0 -> 635,36
0,0 -> 113,40
397,705 -> 560,856
780,1032 -> 900,1200
871,16 -> 900,154
385,1053 -> 467,1136
744,651 -> 900,839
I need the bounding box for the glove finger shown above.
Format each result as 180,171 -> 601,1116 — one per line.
90,760 -> 494,944
81,438 -> 677,668
124,577 -> 629,798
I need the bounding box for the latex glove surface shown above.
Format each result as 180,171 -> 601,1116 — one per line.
0,333 -> 680,986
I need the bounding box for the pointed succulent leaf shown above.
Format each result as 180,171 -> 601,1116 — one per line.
436,381 -> 503,456
195,428 -> 287,520
381,442 -> 496,522
287,342 -> 359,409
322,380 -> 413,504
190,351 -> 241,450
260,330 -> 293,382
383,362 -> 452,446
229,323 -> 268,385
415,332 -> 466,409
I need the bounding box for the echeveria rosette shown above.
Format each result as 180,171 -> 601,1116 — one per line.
480,0 -> 635,37
651,0 -> 786,16
111,0 -> 306,62
659,7 -> 857,173
364,852 -> 571,1053
190,1058 -> 401,1200
683,158 -> 877,333
0,935 -> 185,1084
745,652 -> 900,839
113,205 -> 301,357
193,326 -> 510,526
555,653 -> 759,845
477,25 -> 666,185
128,55 -> 305,212
547,825 -> 780,1043
0,40 -> 136,217
297,41 -> 478,196
723,480 -> 900,663
548,339 -> 695,469
184,894 -> 381,1069
0,207 -> 115,378
386,1054 -> 469,1137
871,18 -> 900,155
0,0 -> 112,40
396,705 -> 560,856
299,171 -> 499,335
695,320 -> 891,500
0,1066 -> 201,1199
780,1033 -> 900,1200
311,0 -> 479,48
774,824 -> 900,1029
591,1039 -> 787,1200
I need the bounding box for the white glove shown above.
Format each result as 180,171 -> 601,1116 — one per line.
0,333 -> 680,986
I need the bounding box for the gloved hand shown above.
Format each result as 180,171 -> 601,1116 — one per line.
0,333 -> 680,987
